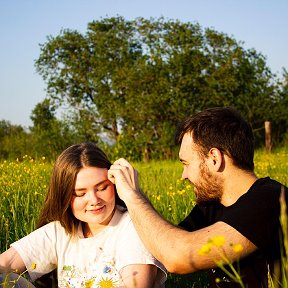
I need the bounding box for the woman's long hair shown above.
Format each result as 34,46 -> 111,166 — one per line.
37,142 -> 126,235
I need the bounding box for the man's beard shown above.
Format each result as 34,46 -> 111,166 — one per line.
194,161 -> 224,205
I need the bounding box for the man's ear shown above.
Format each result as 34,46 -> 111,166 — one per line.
207,148 -> 223,171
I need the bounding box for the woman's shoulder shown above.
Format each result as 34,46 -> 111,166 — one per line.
34,221 -> 69,238
113,206 -> 130,222
109,207 -> 136,236
37,220 -> 63,229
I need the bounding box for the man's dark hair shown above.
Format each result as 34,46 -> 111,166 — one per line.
175,107 -> 254,171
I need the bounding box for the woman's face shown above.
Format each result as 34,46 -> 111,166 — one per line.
70,166 -> 115,235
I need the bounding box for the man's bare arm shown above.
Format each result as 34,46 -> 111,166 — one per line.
108,159 -> 257,274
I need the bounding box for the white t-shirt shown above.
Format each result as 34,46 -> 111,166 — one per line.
12,207 -> 166,287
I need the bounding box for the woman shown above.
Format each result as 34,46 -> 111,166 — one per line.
0,143 -> 166,288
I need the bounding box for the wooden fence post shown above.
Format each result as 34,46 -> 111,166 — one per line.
264,121 -> 272,153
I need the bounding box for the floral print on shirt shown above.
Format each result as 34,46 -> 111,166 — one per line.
58,256 -> 120,288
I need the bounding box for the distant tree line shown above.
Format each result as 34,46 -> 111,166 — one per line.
1,17 -> 288,161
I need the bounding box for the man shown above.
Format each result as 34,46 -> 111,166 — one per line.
108,107 -> 288,287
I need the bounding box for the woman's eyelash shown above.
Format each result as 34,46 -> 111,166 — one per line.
98,185 -> 108,191
74,185 -> 108,196
74,193 -> 85,197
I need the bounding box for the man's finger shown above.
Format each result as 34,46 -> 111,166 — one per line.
108,164 -> 130,182
107,170 -> 115,184
113,158 -> 133,169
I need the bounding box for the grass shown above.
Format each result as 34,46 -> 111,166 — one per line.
0,148 -> 287,287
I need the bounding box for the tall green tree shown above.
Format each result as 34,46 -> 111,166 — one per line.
30,99 -> 77,158
36,17 -> 142,142
0,120 -> 30,159
271,69 -> 288,145
35,16 -> 283,159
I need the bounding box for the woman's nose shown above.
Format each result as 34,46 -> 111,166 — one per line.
88,189 -> 100,204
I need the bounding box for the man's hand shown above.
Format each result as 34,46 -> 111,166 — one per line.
108,158 -> 141,204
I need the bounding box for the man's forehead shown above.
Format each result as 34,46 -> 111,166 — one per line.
179,133 -> 194,158
181,132 -> 194,147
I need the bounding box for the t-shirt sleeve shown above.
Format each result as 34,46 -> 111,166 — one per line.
220,179 -> 283,250
178,205 -> 210,231
11,222 -> 58,281
116,214 -> 167,285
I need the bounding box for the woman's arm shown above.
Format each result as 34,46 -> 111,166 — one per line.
0,247 -> 26,273
120,264 -> 159,288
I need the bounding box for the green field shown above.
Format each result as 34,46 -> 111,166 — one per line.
0,148 -> 287,287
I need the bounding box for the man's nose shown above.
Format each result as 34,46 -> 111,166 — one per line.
181,166 -> 188,180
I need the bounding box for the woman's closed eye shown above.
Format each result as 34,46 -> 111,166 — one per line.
95,179 -> 113,192
73,190 -> 86,197
73,180 -> 112,197
97,184 -> 109,192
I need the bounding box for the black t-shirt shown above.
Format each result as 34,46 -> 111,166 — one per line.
179,177 -> 288,288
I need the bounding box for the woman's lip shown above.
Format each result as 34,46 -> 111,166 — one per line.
87,206 -> 105,213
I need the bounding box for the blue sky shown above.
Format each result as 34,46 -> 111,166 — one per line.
1,0 -> 287,127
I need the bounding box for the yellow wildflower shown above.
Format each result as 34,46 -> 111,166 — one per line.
232,243 -> 243,253
211,235 -> 225,247
198,243 -> 213,255
215,277 -> 221,283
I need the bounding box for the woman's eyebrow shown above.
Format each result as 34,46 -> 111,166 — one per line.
95,179 -> 111,188
74,179 -> 110,192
